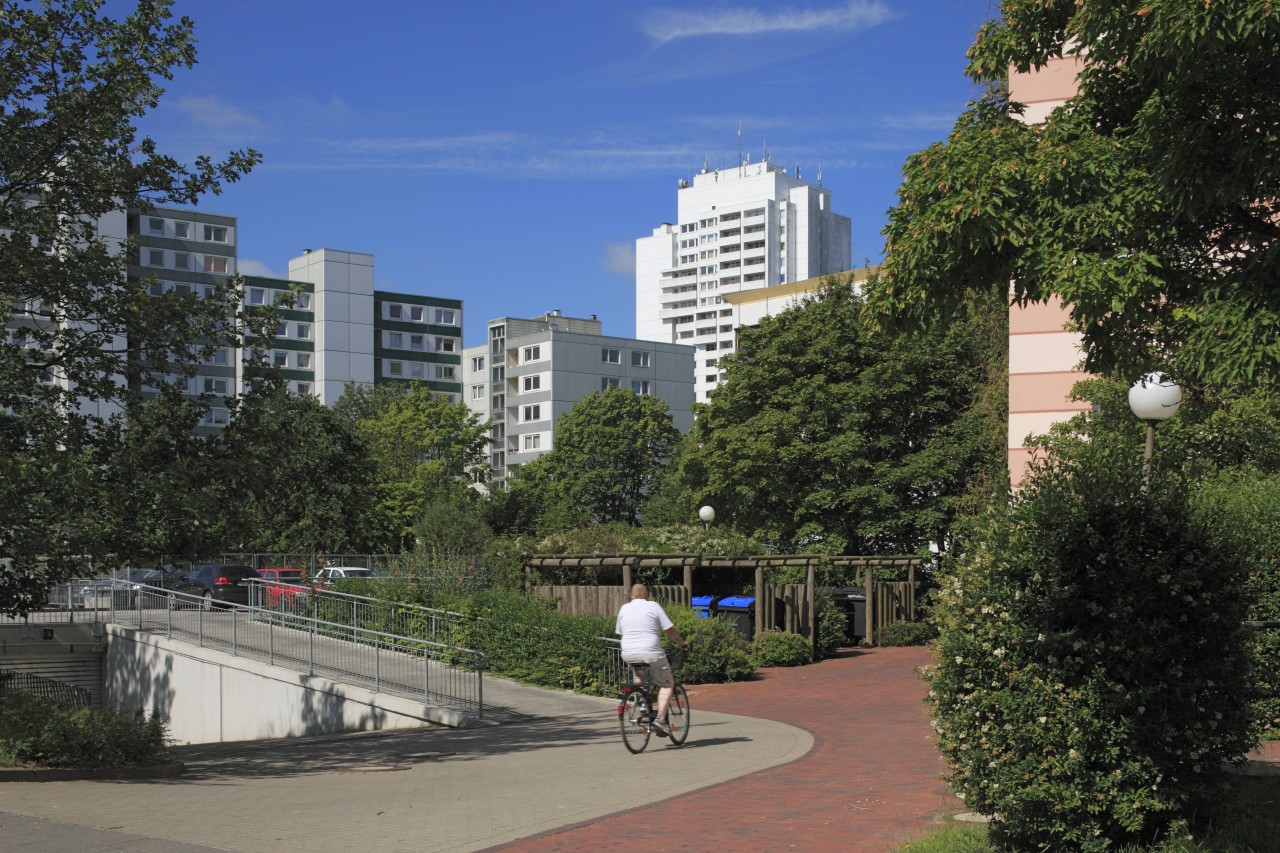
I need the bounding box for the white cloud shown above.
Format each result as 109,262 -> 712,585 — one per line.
237,258 -> 287,279
176,95 -> 262,130
601,242 -> 636,276
642,1 -> 893,43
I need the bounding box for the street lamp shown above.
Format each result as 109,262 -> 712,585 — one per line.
698,505 -> 715,530
1128,372 -> 1181,482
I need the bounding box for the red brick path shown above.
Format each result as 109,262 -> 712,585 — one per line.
494,646 -> 959,852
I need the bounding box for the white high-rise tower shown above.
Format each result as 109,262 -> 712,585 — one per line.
635,159 -> 851,403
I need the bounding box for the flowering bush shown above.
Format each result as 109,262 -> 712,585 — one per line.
927,439 -> 1255,851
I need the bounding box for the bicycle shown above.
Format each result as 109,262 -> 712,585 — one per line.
617,646 -> 691,753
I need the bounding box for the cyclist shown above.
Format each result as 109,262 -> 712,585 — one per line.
615,583 -> 690,737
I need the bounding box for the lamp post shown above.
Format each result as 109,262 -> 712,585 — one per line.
698,505 -> 715,531
1128,372 -> 1181,484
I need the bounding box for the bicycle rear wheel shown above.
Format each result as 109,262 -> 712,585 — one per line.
666,684 -> 690,745
619,690 -> 651,754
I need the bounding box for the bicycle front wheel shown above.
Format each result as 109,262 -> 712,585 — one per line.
667,684 -> 691,745
619,690 -> 651,754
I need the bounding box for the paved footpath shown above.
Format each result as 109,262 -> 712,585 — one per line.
492,646 -> 959,853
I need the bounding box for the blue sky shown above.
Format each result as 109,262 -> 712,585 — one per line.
143,1 -> 995,345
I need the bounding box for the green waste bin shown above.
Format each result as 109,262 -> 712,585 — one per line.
716,595 -> 756,639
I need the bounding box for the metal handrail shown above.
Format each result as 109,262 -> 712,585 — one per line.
26,578 -> 485,716
243,578 -> 476,645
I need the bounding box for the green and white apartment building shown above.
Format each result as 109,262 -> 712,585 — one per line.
4,205 -> 464,430
126,207 -> 464,424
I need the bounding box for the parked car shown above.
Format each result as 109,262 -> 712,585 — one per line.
312,566 -> 375,585
256,567 -> 309,606
76,567 -> 165,609
168,564 -> 259,609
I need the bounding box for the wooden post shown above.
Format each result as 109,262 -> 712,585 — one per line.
908,560 -> 916,621
806,561 -> 817,650
622,559 -> 632,595
865,564 -> 875,646
524,564 -> 531,595
747,560 -> 757,635
684,560 -> 693,606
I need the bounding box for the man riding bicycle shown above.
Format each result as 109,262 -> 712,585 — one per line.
615,583 -> 690,737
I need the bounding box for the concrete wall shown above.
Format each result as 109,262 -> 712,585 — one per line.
102,625 -> 439,745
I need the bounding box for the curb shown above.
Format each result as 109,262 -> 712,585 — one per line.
0,762 -> 185,783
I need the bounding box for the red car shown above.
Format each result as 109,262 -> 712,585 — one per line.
257,567 -> 309,607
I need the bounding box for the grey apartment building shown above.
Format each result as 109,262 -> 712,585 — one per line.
464,312 -> 694,489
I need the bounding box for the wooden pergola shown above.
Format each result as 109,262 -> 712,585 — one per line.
524,553 -> 927,646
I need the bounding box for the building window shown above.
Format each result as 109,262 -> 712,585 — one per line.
491,366 -> 504,382
297,353 -> 311,369
387,303 -> 402,320
147,280 -> 164,297
201,407 -> 230,426
273,352 -> 288,367
706,375 -> 719,384
148,217 -> 164,234
406,305 -> 422,322
471,356 -> 485,372
523,434 -> 541,451
296,323 -> 311,340
492,394 -> 504,410
705,358 -> 718,367
631,380 -> 651,395
436,365 -> 456,380
523,375 -> 541,392
388,361 -> 403,377
203,377 -> 229,395
174,376 -> 190,392
388,332 -> 403,349
173,282 -> 191,297
203,255 -> 228,273
601,348 -> 620,364
202,284 -> 217,300
296,382 -> 312,396
173,221 -> 190,238
147,249 -> 164,266
435,337 -> 456,353
720,341 -> 734,350
295,293 -> 312,310
207,348 -> 229,365
248,288 -> 266,305
523,404 -> 541,421
410,334 -> 424,351
601,377 -> 620,391
435,309 -> 456,325
203,225 -> 228,243
410,362 -> 425,379
631,351 -> 651,368
522,345 -> 541,363
472,384 -> 485,400
720,324 -> 733,333
174,252 -> 190,270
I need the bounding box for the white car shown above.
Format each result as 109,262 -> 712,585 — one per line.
313,566 -> 375,583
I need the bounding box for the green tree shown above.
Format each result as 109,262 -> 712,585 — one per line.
878,0 -> 1280,388
532,388 -> 682,527
212,389 -> 378,554
0,0 -> 259,614
347,383 -> 489,550
672,278 -> 1005,553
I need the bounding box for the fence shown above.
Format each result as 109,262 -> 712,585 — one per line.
36,579 -> 486,716
0,669 -> 93,710
532,584 -> 691,617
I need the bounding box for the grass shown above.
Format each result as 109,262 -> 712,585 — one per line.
899,776 -> 1280,852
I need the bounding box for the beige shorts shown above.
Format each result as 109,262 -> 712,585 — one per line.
623,652 -> 674,688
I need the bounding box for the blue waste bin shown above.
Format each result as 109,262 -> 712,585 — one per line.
691,595 -> 719,619
716,595 -> 756,638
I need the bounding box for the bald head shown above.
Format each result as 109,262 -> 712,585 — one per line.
630,583 -> 649,600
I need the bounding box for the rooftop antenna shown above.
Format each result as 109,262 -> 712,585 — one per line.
737,122 -> 743,174
763,138 -> 769,164
795,162 -> 801,180
817,162 -> 823,186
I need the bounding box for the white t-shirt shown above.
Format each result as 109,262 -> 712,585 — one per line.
615,598 -> 673,659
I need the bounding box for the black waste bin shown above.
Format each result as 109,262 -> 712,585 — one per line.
716,595 -> 756,639
691,595 -> 719,619
828,586 -> 867,643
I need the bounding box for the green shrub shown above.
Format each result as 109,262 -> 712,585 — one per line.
665,611 -> 755,683
876,619 -> 937,647
750,630 -> 813,667
814,591 -> 847,658
0,692 -> 169,769
928,440 -> 1255,851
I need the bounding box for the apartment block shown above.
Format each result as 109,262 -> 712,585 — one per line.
636,159 -> 851,403
463,311 -> 694,488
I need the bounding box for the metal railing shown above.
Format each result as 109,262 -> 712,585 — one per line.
22,579 -> 485,717
0,669 -> 93,710
244,579 -> 476,645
